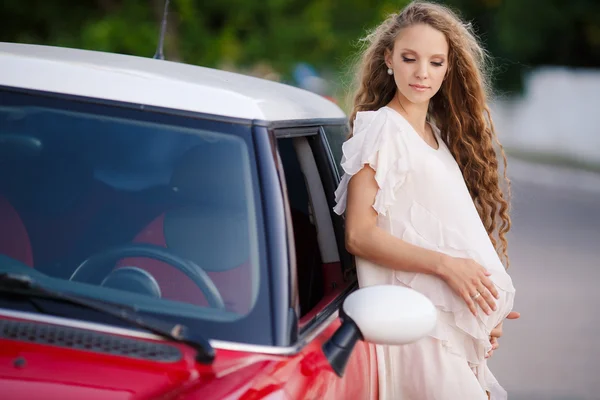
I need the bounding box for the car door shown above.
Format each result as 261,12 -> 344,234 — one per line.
276,128 -> 377,400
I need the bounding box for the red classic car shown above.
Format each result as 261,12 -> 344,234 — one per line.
0,42 -> 435,400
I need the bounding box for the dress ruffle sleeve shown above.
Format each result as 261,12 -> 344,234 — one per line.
333,109 -> 409,216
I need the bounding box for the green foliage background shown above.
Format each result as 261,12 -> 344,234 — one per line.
2,0 -> 599,96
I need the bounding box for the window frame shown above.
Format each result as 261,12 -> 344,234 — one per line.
314,126 -> 357,282
274,125 -> 358,343
321,123 -> 350,181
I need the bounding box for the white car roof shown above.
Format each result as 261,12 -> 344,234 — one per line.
0,42 -> 346,122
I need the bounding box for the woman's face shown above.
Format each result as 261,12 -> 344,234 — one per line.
385,23 -> 449,105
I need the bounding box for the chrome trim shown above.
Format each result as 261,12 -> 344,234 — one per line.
0,308 -> 341,356
256,118 -> 347,129
274,126 -> 319,138
212,310 -> 340,355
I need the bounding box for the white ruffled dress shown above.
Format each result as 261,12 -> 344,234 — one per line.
333,107 -> 515,400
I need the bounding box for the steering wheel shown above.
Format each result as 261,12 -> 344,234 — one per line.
69,243 -> 226,310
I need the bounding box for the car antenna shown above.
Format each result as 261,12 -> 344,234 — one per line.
153,0 -> 170,60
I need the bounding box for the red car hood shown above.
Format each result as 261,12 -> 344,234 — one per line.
0,317 -> 290,400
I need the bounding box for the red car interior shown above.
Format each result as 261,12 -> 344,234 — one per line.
117,145 -> 254,314
0,194 -> 33,267
0,139 -> 256,315
19,155 -> 114,271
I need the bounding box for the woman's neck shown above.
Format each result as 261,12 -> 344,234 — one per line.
388,92 -> 430,134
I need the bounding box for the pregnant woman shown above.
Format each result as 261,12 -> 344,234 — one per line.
333,1 -> 516,399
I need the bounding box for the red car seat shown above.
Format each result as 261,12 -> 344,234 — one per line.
117,144 -> 254,314
0,195 -> 33,267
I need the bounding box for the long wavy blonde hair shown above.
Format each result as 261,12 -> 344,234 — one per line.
348,0 -> 512,267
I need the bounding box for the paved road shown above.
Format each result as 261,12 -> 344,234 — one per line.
489,160 -> 600,400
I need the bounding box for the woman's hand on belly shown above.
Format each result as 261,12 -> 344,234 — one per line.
437,255 -> 500,316
486,310 -> 521,358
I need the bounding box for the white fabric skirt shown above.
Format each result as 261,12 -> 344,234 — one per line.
356,259 -> 513,400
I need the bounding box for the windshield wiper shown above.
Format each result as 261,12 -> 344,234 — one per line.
0,272 -> 215,364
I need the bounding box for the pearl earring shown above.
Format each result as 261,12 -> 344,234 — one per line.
387,67 -> 393,75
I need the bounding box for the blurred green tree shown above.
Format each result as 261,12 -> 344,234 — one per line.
450,0 -> 600,91
1,0 -> 599,93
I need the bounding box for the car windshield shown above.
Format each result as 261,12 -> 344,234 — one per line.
0,89 -> 271,344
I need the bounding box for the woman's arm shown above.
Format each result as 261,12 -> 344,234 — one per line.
345,166 -> 446,276
345,166 -> 499,316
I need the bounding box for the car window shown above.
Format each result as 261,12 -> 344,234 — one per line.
0,89 -> 272,344
278,137 -> 324,317
278,135 -> 345,326
322,124 -> 349,177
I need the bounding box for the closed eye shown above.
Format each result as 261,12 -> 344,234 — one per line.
402,56 -> 416,63
431,61 -> 444,67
